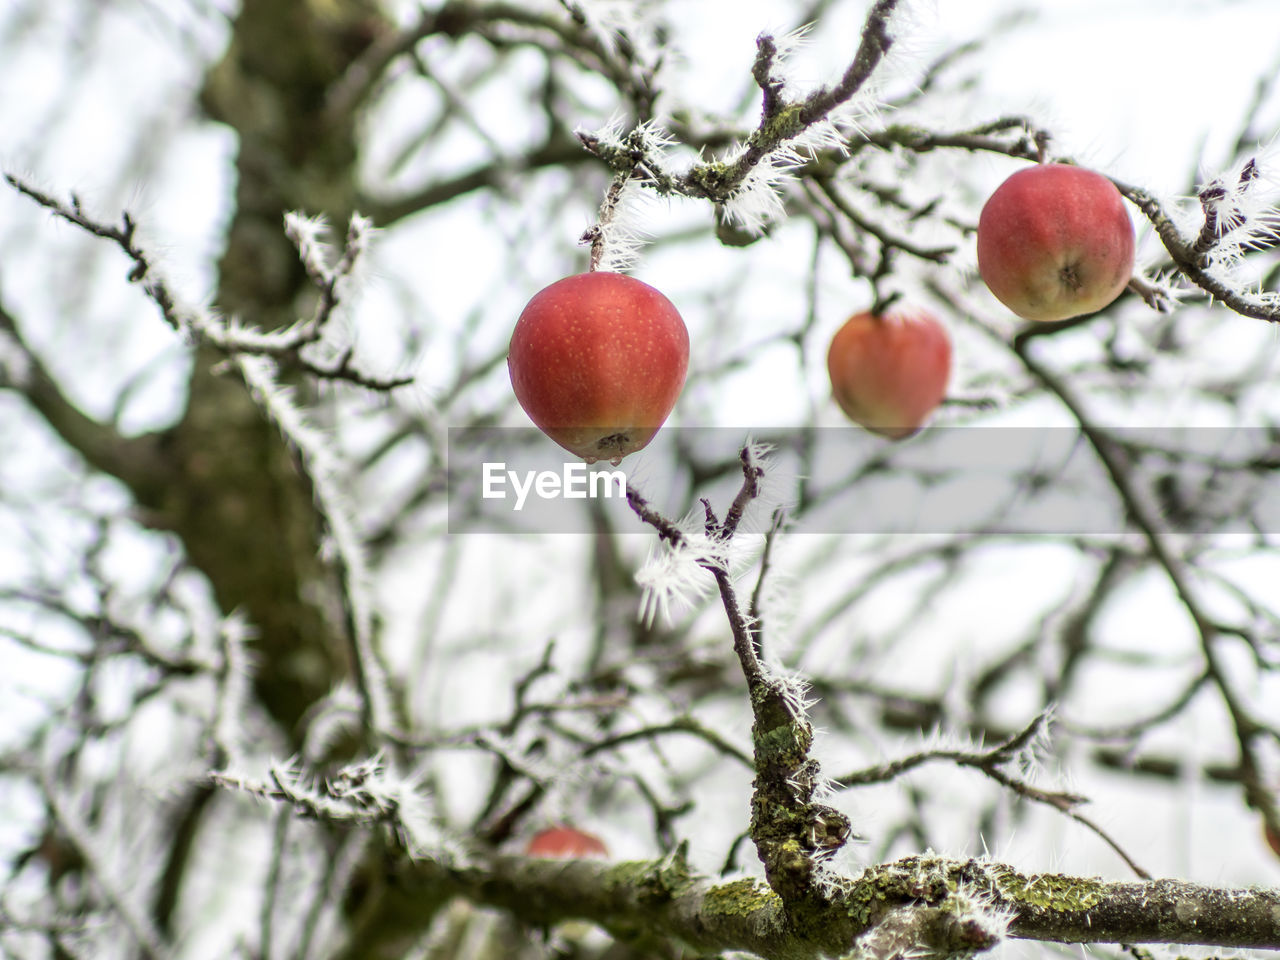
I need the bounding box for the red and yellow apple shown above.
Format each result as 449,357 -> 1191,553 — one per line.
977,163 -> 1134,322
508,272 -> 689,464
826,309 -> 951,439
525,825 -> 609,859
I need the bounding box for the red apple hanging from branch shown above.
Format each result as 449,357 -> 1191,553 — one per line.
508,271 -> 689,464
977,163 -> 1135,322
826,308 -> 952,439
508,162 -> 689,465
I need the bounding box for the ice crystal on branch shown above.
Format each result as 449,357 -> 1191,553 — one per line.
1192,150 -> 1280,278
297,684 -> 367,762
717,120 -> 847,236
284,209 -> 375,302
633,441 -> 793,647
768,22 -> 816,77
635,515 -> 726,627
1014,705 -> 1058,781
740,438 -> 794,522
586,176 -> 651,273
1124,148 -> 1280,319
570,0 -> 659,61
764,662 -> 819,722
211,610 -> 255,765
718,153 -> 792,236
577,118 -> 678,271
283,212 -> 332,278
212,754 -> 436,853
945,882 -> 1017,947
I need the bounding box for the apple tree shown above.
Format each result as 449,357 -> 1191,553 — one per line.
1,1 -> 1278,959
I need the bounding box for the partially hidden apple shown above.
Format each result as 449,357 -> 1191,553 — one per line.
525,825 -> 609,859
826,309 -> 951,439
977,163 -> 1134,323
508,272 -> 689,464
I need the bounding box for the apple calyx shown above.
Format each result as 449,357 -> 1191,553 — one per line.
977,163 -> 1135,323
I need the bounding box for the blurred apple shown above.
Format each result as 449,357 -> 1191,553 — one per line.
525,825 -> 609,859
508,272 -> 689,464
826,309 -> 951,439
977,163 -> 1134,322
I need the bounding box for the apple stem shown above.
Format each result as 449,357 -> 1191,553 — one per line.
585,169 -> 634,272
870,288 -> 901,317
1033,129 -> 1051,164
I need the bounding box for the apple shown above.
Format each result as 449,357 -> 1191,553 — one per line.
525,825 -> 609,859
508,272 -> 689,464
977,163 -> 1134,322
826,309 -> 951,439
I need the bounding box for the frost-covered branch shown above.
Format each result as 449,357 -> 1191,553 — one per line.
1116,171 -> 1280,323
628,445 -> 852,919
328,1 -> 657,128
389,851 -> 1280,957
844,899 -> 1011,960
211,754 -> 432,853
236,356 -> 398,743
3,174 -> 187,331
675,0 -> 897,224
1012,322 -> 1280,860
41,773 -> 169,959
578,0 -> 899,235
278,212 -> 417,390
853,123 -> 1280,323
835,712 -> 1151,879
577,122 -> 669,272
582,715 -> 754,770
836,711 -> 1065,792
3,174 -> 412,387
211,611 -> 256,766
